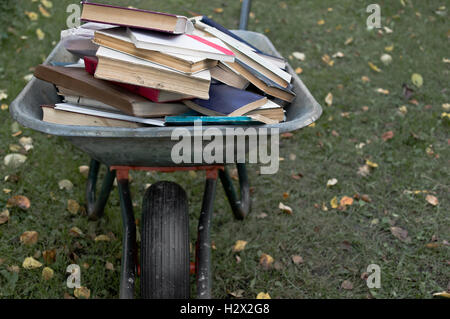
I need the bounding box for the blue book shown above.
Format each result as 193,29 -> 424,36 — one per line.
184,83 -> 268,117
165,115 -> 262,125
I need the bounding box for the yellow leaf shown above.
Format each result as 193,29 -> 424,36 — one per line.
279,202 -> 293,214
38,5 -> 51,18
67,199 -> 80,215
74,287 -> 91,299
259,253 -> 274,269
317,19 -> 325,25
69,226 -> 83,237
40,0 -> 53,8
411,73 -> 423,88
330,196 -> 338,209
433,291 -> 450,298
22,257 -> 43,269
42,267 -> 54,280
345,37 -> 354,45
256,292 -> 271,299
25,11 -> 38,21
366,160 -> 378,168
95,234 -> 111,242
20,231 -> 39,246
1,104 -> 8,111
295,67 -> 303,74
361,76 -> 370,83
368,62 -> 382,72
36,28 -> 45,40
385,45 -> 394,52
376,88 -> 390,95
232,240 -> 248,252
325,92 -> 333,106
213,8 -> 224,13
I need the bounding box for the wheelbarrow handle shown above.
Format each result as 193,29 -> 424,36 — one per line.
85,159 -> 116,220
219,163 -> 251,220
239,0 -> 252,31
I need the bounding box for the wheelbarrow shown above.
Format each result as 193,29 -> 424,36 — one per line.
10,2 -> 322,299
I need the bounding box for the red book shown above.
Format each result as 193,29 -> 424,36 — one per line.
83,56 -> 193,103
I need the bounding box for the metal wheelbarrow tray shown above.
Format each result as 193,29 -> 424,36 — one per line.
10,30 -> 322,299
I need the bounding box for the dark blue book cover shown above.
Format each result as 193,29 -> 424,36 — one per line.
185,83 -> 267,116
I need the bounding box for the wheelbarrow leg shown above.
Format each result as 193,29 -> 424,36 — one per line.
116,170 -> 137,299
219,163 -> 251,220
85,159 -> 116,221
196,171 -> 218,299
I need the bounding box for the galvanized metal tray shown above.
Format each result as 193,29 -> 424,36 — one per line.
10,30 -> 322,167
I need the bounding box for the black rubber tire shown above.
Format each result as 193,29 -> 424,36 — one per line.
140,181 -> 190,299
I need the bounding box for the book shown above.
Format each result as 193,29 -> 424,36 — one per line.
83,56 -> 193,102
194,20 -> 292,87
41,105 -> 142,128
95,46 -> 212,99
54,103 -> 165,126
93,28 -> 218,74
34,65 -> 188,117
128,28 -> 235,62
210,62 -> 249,90
60,94 -> 189,117
80,2 -> 194,34
165,115 -> 269,125
197,16 -> 287,69
245,99 -> 285,122
225,61 -> 296,102
183,84 -> 267,117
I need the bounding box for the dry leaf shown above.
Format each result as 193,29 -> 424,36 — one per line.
20,231 -> 39,246
332,51 -> 345,58
4,153 -> 27,168
345,37 -> 353,45
317,19 -> 325,25
292,52 -> 305,61
74,287 -> 91,299
366,160 -> 378,168
0,210 -> 10,225
38,5 -> 51,17
382,131 -> 395,141
69,227 -> 83,237
67,199 -> 80,215
43,249 -> 56,264
291,255 -> 304,264
327,178 -> 338,187
260,253 -> 274,269
233,240 -> 248,252
361,76 -> 370,83
411,73 -> 423,88
322,54 -> 334,66
36,28 -> 45,40
228,290 -> 244,298
380,54 -> 392,65
22,257 -> 43,269
376,88 -> 390,95
95,234 -> 111,242
7,195 -> 31,210
425,195 -> 438,206
1,103 -> 8,111
330,196 -> 339,209
341,280 -> 353,290
42,267 -> 54,280
325,92 -> 333,106
279,202 -> 293,214
213,8 -> 224,13
433,291 -> 450,298
340,196 -> 354,207
256,292 -> 271,299
390,227 -> 411,243
295,67 -> 303,74
105,262 -> 115,271
358,165 -> 371,177
41,0 -> 53,9
25,11 -> 38,21
58,179 -> 73,191
442,104 -> 450,111
368,62 -> 382,72
19,137 -> 33,152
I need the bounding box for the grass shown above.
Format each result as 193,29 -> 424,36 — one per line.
0,0 -> 449,299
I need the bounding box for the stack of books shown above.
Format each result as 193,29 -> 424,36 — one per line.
35,2 -> 295,128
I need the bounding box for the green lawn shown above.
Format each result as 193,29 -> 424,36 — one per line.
0,0 -> 448,299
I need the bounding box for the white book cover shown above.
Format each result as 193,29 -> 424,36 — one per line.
95,28 -> 206,64
55,103 -> 165,126
128,28 -> 235,62
95,46 -> 211,82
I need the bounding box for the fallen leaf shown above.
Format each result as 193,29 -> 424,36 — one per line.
228,289 -> 244,298
232,240 -> 248,253
368,62 -> 382,72
380,53 -> 392,65
295,67 -> 303,74
357,165 -> 371,177
95,234 -> 111,242
340,196 -> 354,207
213,8 -> 224,13
345,37 -> 353,45
0,210 -> 10,225
366,160 -> 378,168
41,0 -> 53,9
325,92 -> 333,106
382,131 -> 395,141
256,292 -> 271,299
36,28 -> 45,40
385,45 -> 394,52
22,257 -> 43,269
105,262 -> 115,271
322,54 -> 334,66
390,226 -> 411,243
69,227 -> 83,237
20,231 -> 39,246
411,73 -> 423,88
442,104 -> 450,111
38,5 -> 51,17
260,253 -> 274,269
19,137 -> 33,152
43,249 -> 56,264
317,19 -> 325,25
67,199 -> 80,215
332,51 -> 345,58
4,153 -> 27,169
361,76 -> 370,83
291,255 -> 304,265
376,88 -> 390,95
25,11 -> 38,21
341,280 -> 353,290
42,267 -> 54,280
278,202 -> 293,214
399,105 -> 408,114
1,104 -> 8,111
7,195 -> 31,210
74,287 -> 91,299
330,196 -> 339,209
433,291 -> 450,298
58,179 -> 73,191
425,195 -> 439,206
292,52 -> 305,61
327,178 -> 338,187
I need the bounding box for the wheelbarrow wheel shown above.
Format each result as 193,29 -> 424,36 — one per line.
140,181 -> 190,299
